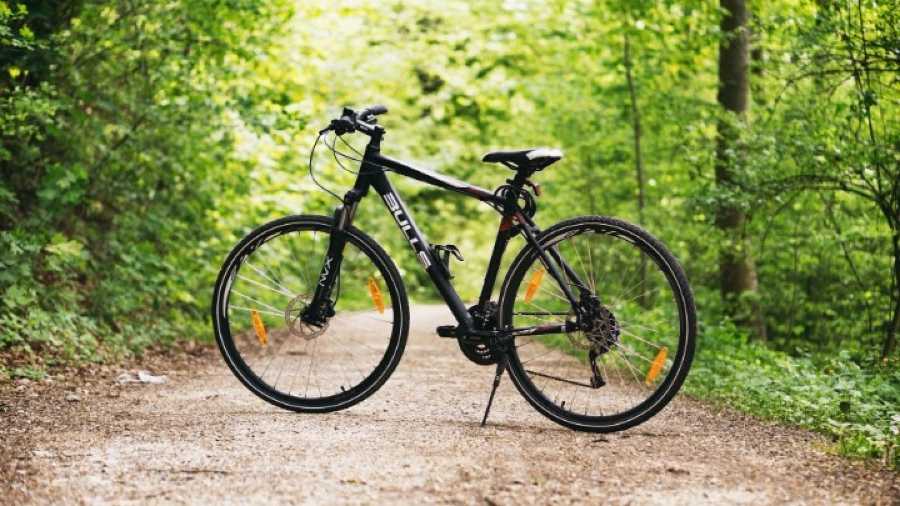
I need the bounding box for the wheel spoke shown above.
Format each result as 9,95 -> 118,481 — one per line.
236,274 -> 294,298
619,327 -> 663,350
613,286 -> 662,308
244,260 -> 299,298
229,305 -> 282,318
230,290 -> 284,314
583,234 -> 598,293
612,347 -> 645,386
616,342 -> 654,365
568,235 -> 594,293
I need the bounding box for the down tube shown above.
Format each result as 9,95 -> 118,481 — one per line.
369,173 -> 474,330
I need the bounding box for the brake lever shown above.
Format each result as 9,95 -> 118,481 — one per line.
319,109 -> 381,136
329,118 -> 356,135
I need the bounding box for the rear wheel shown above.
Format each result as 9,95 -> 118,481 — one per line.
499,216 -> 696,432
212,215 -> 409,412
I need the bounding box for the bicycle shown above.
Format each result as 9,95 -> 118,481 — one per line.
212,105 -> 697,432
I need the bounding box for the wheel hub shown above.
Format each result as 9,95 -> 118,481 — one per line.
285,294 -> 329,340
579,295 -> 620,354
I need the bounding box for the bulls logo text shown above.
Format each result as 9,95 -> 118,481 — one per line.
383,192 -> 431,268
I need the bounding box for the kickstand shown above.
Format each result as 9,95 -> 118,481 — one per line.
480,351 -> 508,427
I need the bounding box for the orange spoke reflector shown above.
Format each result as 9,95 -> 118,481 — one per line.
250,309 -> 268,346
368,276 -> 385,314
645,346 -> 668,385
524,267 -> 545,303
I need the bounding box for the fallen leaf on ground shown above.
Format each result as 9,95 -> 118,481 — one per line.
115,371 -> 168,385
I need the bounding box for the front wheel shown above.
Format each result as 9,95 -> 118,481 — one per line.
212,215 -> 409,412
498,216 -> 696,432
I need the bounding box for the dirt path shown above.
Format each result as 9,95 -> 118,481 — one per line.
3,306 -> 897,505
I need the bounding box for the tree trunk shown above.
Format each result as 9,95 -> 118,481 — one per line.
749,12 -> 765,105
623,34 -> 646,227
716,0 -> 767,340
623,33 -> 649,307
883,231 -> 900,360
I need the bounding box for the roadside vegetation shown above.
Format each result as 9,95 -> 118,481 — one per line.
686,315 -> 899,468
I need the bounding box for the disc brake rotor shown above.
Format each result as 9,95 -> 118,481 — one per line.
285,294 -> 327,340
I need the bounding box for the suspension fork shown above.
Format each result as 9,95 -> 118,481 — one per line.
305,198 -> 360,324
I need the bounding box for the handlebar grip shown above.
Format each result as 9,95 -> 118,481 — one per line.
360,104 -> 388,118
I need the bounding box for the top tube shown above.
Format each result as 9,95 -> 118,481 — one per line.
366,152 -> 502,206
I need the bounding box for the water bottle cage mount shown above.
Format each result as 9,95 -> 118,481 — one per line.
432,244 -> 464,279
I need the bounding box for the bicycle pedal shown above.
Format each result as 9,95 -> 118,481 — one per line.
436,325 -> 458,338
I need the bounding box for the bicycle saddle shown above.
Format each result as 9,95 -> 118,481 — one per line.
482,148 -> 563,170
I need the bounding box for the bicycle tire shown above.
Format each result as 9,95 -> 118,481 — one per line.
212,215 -> 409,413
498,216 -> 696,432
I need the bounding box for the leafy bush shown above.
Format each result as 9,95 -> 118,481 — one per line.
685,318 -> 900,468
0,0 -> 291,378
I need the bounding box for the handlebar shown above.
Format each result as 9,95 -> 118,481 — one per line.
359,104 -> 388,119
319,105 -> 388,135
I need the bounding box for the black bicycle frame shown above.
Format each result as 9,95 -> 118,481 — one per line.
308,130 -> 588,338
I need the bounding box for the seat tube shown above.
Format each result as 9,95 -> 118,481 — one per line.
477,215 -> 516,307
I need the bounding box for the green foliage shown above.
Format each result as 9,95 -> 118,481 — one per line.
686,317 -> 900,467
0,0 -> 293,375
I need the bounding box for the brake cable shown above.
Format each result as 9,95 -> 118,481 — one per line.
326,134 -> 361,175
337,134 -> 364,159
308,133 -> 343,202
309,131 -> 392,201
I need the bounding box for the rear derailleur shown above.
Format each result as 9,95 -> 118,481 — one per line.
579,294 -> 620,388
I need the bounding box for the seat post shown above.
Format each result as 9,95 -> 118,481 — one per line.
509,169 -> 532,188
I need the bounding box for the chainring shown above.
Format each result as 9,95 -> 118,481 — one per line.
458,303 -> 499,365
458,339 -> 497,366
